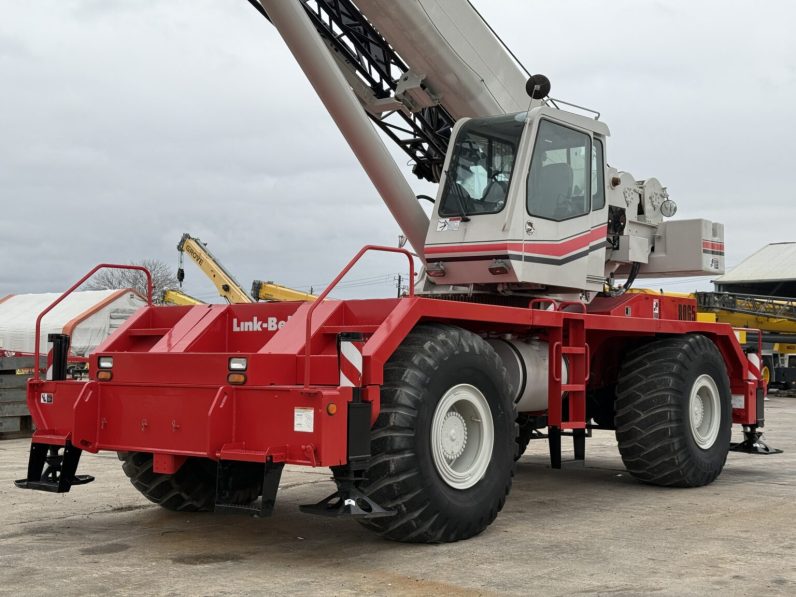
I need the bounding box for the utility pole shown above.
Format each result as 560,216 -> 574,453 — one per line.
397,234 -> 408,297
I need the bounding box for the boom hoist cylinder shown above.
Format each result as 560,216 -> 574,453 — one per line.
260,0 -> 429,261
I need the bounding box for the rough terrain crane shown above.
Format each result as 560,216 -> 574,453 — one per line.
176,233 -> 255,304
16,0 -> 778,543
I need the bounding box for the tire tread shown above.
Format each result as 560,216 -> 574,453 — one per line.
352,323 -> 515,543
615,334 -> 731,487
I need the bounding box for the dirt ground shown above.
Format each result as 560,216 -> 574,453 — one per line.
1,396 -> 795,596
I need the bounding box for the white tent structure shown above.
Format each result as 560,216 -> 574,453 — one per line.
0,290 -> 146,357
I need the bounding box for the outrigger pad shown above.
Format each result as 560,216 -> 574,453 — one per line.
730,429 -> 783,455
299,486 -> 395,519
14,442 -> 95,493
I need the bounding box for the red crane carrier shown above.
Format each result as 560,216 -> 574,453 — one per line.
16,0 -> 779,543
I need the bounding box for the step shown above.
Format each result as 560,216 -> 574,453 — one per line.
561,384 -> 587,392
127,328 -> 171,337
319,325 -> 380,335
561,346 -> 587,355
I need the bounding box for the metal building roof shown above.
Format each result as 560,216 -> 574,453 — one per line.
714,242 -> 796,283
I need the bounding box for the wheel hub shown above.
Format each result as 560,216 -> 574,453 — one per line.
692,397 -> 704,428
689,374 -> 721,449
440,412 -> 467,460
430,384 -> 494,490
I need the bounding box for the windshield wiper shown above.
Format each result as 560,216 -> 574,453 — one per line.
444,173 -> 471,222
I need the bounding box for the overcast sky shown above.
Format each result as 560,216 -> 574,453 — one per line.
2,0 -> 795,301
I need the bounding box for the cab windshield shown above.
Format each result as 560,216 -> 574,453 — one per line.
438,114 -> 525,217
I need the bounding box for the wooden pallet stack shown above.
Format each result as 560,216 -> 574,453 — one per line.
0,356 -> 43,438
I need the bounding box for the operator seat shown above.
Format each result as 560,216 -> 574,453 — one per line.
481,179 -> 508,210
529,162 -> 573,219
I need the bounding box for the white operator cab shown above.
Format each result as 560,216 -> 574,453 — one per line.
424,105 -> 611,299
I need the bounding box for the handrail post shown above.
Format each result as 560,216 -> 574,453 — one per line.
303,245 -> 416,388
33,264 -> 153,381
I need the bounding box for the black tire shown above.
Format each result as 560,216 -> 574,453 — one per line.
350,323 -> 516,543
615,334 -> 732,487
118,452 -> 261,512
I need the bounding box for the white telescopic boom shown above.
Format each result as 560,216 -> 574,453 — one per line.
260,0 -> 429,261
355,0 -> 530,118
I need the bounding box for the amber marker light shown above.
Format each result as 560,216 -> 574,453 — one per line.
97,370 -> 113,381
326,403 -> 337,416
227,372 -> 247,385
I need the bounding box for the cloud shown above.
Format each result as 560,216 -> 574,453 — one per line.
1,0 -> 795,302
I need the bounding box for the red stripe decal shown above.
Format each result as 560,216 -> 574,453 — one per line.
426,225 -> 607,258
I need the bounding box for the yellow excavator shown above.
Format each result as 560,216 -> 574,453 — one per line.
166,233 -> 316,306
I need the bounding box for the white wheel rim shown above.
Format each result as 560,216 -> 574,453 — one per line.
689,374 -> 721,449
431,384 -> 494,489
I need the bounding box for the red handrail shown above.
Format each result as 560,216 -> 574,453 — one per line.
303,245 -> 416,388
33,264 -> 153,381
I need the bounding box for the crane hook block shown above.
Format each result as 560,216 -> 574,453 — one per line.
526,74 -> 551,100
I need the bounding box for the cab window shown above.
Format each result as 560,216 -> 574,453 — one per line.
438,114 -> 524,217
592,138 -> 605,210
527,120 -> 591,221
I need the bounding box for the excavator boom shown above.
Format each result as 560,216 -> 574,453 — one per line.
251,280 -> 317,302
162,289 -> 205,306
176,233 -> 316,305
177,233 -> 253,304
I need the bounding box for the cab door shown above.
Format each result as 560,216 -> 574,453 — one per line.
585,135 -> 609,292
519,118 -> 603,293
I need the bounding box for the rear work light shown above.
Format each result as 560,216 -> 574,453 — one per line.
488,259 -> 510,275
426,261 -> 446,278
98,356 -> 113,369
228,357 -> 248,371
